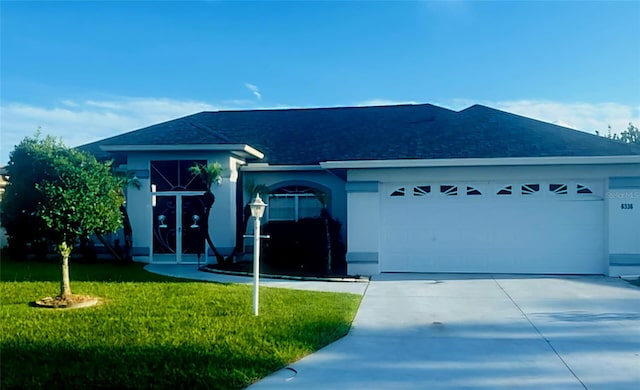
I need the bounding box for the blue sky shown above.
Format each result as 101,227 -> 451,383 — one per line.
1,1 -> 639,164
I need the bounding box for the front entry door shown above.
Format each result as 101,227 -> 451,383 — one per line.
152,194 -> 206,263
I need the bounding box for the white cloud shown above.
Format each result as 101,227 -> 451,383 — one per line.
357,98 -> 640,134
244,83 -> 262,100
0,97 -> 229,164
439,99 -> 640,135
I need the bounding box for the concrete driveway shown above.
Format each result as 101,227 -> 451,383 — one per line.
250,274 -> 640,389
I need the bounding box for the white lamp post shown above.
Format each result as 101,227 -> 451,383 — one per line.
249,194 -> 267,316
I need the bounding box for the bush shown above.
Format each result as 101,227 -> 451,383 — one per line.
263,216 -> 346,275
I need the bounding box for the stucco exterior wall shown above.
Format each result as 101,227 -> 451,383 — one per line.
124,151 -> 243,262
347,163 -> 640,183
607,177 -> 640,276
113,153 -> 639,276
346,187 -> 380,275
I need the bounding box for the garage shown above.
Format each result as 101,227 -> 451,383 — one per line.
379,180 -> 605,274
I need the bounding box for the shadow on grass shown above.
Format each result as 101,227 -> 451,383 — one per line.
1,342 -> 281,389
1,318 -> 352,390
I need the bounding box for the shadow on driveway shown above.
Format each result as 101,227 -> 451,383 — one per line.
250,274 -> 640,390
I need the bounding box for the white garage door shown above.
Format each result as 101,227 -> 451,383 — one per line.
380,181 -> 605,274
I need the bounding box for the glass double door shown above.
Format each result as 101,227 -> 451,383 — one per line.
152,194 -> 207,263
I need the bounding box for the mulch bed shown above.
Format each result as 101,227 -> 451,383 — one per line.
207,260 -> 361,280
34,295 -> 99,309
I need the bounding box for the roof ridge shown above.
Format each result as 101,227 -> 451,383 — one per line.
204,103 -> 441,114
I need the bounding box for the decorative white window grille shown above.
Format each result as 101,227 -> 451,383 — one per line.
466,186 -> 482,196
521,184 -> 540,195
577,184 -> 593,194
549,184 -> 568,195
497,185 -> 512,195
440,185 -> 458,196
150,160 -> 207,192
390,187 -> 406,197
413,185 -> 431,196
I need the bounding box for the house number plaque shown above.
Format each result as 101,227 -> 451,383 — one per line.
621,203 -> 634,210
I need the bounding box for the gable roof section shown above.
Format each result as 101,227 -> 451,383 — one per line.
80,103 -> 640,165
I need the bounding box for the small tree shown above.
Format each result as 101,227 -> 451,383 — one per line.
2,134 -> 124,300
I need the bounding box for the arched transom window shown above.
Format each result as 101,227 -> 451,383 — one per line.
150,160 -> 208,192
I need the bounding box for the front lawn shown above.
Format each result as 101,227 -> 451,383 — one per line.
0,259 -> 361,389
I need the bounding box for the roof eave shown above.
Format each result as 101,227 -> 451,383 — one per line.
320,155 -> 640,169
241,163 -> 323,172
99,144 -> 265,160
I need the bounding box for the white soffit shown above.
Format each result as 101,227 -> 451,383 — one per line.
242,163 -> 324,172
100,144 -> 265,160
320,155 -> 640,169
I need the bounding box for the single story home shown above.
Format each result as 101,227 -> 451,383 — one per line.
81,103 -> 640,276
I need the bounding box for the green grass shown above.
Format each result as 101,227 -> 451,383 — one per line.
0,259 -> 362,389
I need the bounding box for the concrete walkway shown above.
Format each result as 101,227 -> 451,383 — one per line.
249,274 -> 640,390
144,264 -> 369,295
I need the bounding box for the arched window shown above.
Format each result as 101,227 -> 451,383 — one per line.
267,186 -> 324,221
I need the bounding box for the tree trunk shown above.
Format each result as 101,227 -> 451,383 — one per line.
322,208 -> 332,274
58,241 -> 73,299
201,191 -> 225,265
121,204 -> 133,261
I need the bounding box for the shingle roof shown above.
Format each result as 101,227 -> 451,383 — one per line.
80,103 -> 640,165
